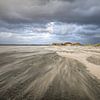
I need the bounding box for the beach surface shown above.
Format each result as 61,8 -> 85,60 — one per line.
0,46 -> 100,100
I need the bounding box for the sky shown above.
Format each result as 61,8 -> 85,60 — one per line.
0,0 -> 100,44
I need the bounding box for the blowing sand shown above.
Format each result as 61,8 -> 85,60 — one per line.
0,46 -> 100,100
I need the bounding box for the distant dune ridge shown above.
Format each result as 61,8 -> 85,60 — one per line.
52,42 -> 82,46
0,46 -> 100,100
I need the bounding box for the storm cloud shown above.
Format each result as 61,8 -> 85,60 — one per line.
0,0 -> 100,24
0,0 -> 100,44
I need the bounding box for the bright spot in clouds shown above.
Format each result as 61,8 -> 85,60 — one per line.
46,22 -> 54,34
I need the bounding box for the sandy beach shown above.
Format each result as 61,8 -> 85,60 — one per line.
0,46 -> 100,100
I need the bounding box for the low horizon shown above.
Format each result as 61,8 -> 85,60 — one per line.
0,42 -> 100,45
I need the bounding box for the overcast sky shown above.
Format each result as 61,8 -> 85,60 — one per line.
0,0 -> 100,44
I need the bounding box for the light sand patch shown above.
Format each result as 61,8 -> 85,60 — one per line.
57,51 -> 100,79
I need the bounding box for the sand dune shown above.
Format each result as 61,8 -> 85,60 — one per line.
0,46 -> 100,100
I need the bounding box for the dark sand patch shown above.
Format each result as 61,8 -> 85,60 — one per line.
87,56 -> 100,65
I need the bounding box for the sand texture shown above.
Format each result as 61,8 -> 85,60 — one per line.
0,46 -> 100,100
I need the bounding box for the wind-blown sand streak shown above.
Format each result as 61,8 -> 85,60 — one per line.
0,46 -> 100,100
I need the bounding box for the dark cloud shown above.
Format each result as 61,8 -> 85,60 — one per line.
0,0 -> 100,24
0,0 -> 100,44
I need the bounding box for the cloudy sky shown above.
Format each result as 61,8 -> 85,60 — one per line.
0,0 -> 100,44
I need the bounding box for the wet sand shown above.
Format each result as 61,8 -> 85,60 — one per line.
0,46 -> 100,100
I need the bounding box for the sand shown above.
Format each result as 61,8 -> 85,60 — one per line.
0,46 -> 100,100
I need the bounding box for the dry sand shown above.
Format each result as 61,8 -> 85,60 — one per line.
0,46 -> 100,100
